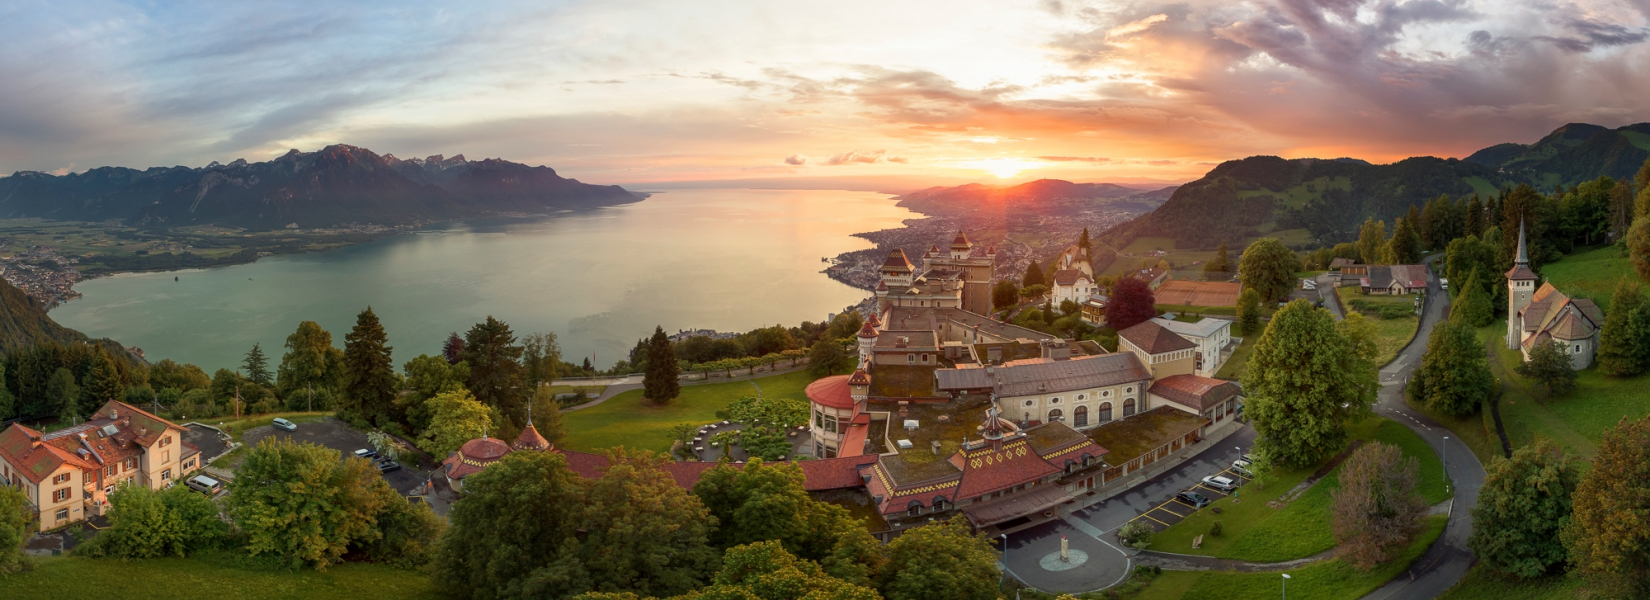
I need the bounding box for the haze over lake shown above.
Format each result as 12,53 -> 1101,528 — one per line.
53,189 -> 913,372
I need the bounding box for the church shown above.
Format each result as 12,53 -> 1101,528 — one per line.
1506,221 -> 1603,369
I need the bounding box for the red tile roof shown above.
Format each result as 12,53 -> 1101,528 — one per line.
1118,320 -> 1196,354
443,436 -> 512,480
1053,269 -> 1088,286
1149,374 -> 1241,411
953,438 -> 1060,501
950,231 -> 972,249
882,249 -> 914,271
798,455 -> 878,491
0,424 -> 98,484
806,375 -> 857,410
856,322 -> 879,339
513,424 -> 550,451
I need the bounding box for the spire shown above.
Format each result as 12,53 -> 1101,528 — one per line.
981,396 -> 1005,441
1505,219 -> 1538,281
1514,219 -> 1529,266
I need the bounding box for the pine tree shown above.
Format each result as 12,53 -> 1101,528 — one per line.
1203,242 -> 1231,280
1410,321 -> 1493,416
643,326 -> 681,404
1597,279 -> 1647,376
1517,339 -> 1577,397
1466,196 -> 1485,238
243,343 -> 272,386
1077,227 -> 1091,251
48,368 -> 79,424
1564,416 -> 1650,597
1388,217 -> 1421,264
441,333 -> 465,365
343,307 -> 397,425
0,364 -> 13,422
462,317 -> 527,431
1022,260 -> 1045,287
78,351 -> 125,417
1609,180 -> 1635,242
1448,269 -> 1493,328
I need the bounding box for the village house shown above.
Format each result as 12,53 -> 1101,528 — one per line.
0,401 -> 200,531
1505,222 -> 1602,368
1359,264 -> 1429,295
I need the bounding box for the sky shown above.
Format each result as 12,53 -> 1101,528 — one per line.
4,0 -> 1650,186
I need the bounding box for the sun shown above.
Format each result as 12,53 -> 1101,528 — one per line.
957,157 -> 1044,179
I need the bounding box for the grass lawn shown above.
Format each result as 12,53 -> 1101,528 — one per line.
1337,287 -> 1420,365
1540,245 -> 1632,311
1130,515 -> 1448,600
1435,566 -> 1586,600
1152,418 -> 1448,562
1214,334 -> 1257,380
561,369 -> 825,453
0,555 -> 437,599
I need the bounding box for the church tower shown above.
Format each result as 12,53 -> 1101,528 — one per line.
1505,220 -> 1539,349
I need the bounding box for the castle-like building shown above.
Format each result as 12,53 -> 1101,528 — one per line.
1506,221 -> 1602,368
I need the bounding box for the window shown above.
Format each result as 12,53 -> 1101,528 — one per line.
907,354 -> 915,364
1195,351 -> 1204,371
53,473 -> 70,484
1226,401 -> 1235,416
53,488 -> 70,502
1101,390 -> 1111,398
1051,397 -> 1061,404
55,508 -> 68,521
933,498 -> 947,511
908,503 -> 922,517
1048,408 -> 1063,422
815,410 -> 824,429
1099,402 -> 1113,422
1123,398 -> 1137,417
160,436 -> 171,447
183,458 -> 195,470
1077,394 -> 1086,400
83,471 -> 94,484
1024,400 -> 1035,407
1126,387 -> 1134,394
824,415 -> 838,435
162,469 -> 172,481
921,354 -> 930,363
1075,406 -> 1089,427
106,465 -> 117,478
123,458 -> 137,471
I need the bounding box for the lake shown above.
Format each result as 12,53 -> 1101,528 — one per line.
51,189 -> 913,372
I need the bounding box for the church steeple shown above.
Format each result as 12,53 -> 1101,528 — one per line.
1514,219 -> 1529,266
1505,219 -> 1537,282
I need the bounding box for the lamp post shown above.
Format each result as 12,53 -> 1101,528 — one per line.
999,533 -> 1008,593
1234,446 -> 1243,503
1442,436 -> 1450,495
1282,573 -> 1291,600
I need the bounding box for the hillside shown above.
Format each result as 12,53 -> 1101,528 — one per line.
0,276 -> 128,358
894,179 -> 1172,219
1103,122 -> 1650,250
0,145 -> 642,229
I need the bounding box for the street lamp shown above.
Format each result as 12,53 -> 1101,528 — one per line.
999,533 -> 1008,593
1282,573 -> 1291,600
1442,436 -> 1450,495
1234,446 -> 1243,503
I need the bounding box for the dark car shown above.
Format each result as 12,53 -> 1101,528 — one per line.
1176,491 -> 1211,508
376,459 -> 402,474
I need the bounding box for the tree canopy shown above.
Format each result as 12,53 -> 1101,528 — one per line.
1469,439 -> 1578,579
1103,276 -> 1156,331
1410,321 -> 1494,416
877,517 -> 1000,600
1238,238 -> 1298,303
342,306 -> 397,426
1517,339 -> 1577,397
1356,218 -> 1387,265
1241,300 -> 1377,467
1564,416 -> 1650,598
643,326 -> 682,404
463,316 -> 528,433
277,321 -> 344,406
1596,278 -> 1648,376
1332,442 -> 1425,570
693,460 -> 883,586
416,388 -> 493,458
1235,288 -> 1262,336
1448,269 -> 1493,328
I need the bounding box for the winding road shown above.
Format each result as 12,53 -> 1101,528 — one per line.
1009,257 -> 1487,598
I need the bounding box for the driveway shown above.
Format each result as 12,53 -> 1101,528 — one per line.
240,417 -> 434,499
182,423 -> 231,464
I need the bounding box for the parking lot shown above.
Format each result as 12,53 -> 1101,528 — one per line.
1125,463 -> 1253,533
182,423 -> 230,463
240,417 -> 432,496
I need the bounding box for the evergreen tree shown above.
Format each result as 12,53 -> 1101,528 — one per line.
1628,215 -> 1650,282
1609,180 -> 1635,243
1465,196 -> 1485,238
643,326 -> 681,404
1517,339 -> 1577,397
1597,278 -> 1647,376
1564,416 -> 1650,598
48,367 -> 79,424
1202,242 -> 1231,280
77,351 -> 124,416
1077,227 -> 1091,251
1238,238 -> 1298,302
342,307 -> 397,425
1235,288 -> 1262,336
242,343 -> 272,386
1021,260 -> 1045,287
1388,217 -> 1421,264
441,332 -> 465,365
1448,269 -> 1493,328
527,385 -> 567,446
1242,300 -> 1377,467
1410,321 -> 1493,416
1469,439 -> 1579,579
0,364 -> 13,422
1356,218 -> 1387,265
462,316 -> 527,431
521,332 -> 562,388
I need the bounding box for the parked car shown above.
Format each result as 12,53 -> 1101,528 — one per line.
1231,462 -> 1254,478
272,417 -> 297,432
186,475 -> 222,496
353,448 -> 379,460
1202,475 -> 1238,493
1440,278 -> 1449,290
376,459 -> 402,474
1175,490 -> 1211,508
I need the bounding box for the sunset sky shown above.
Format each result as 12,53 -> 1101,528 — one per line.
4,0 -> 1650,186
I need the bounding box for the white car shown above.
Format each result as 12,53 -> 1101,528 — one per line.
1231,461 -> 1254,477
1202,475 -> 1238,492
1440,278 -> 1449,290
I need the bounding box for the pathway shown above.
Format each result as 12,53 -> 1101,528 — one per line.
563,362 -> 800,411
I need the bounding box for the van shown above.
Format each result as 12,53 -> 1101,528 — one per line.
186,475 -> 222,496
272,417 -> 297,432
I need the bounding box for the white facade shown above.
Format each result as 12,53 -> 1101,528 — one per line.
1150,318 -> 1234,377
1000,382 -> 1149,430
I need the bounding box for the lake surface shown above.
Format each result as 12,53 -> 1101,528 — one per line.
52,189 -> 913,372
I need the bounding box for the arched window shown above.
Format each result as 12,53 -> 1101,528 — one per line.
933,497 -> 948,511
1099,402 -> 1113,422
1123,398 -> 1137,417
1048,408 -> 1063,422
1075,405 -> 1089,427
908,501 -> 923,516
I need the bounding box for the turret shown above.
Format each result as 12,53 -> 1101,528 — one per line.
856,321 -> 879,366
949,231 -> 974,260
880,248 -> 914,289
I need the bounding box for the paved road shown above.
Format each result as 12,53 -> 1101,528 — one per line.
1357,257 -> 1487,600
1005,426 -> 1258,593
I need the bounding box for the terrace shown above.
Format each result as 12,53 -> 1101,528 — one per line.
1085,406 -> 1208,464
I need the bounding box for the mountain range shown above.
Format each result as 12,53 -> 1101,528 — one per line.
0,145 -> 642,229
1102,122 -> 1650,250
894,179 -> 1175,219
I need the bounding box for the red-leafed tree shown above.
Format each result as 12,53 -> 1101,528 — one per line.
1105,276 -> 1157,331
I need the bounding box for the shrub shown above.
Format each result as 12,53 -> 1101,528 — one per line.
1117,520 -> 1153,549
1209,522 -> 1223,537
78,484 -> 226,559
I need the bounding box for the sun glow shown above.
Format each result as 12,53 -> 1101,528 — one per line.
956,157 -> 1045,179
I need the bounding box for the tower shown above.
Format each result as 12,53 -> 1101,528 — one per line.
949,231 -> 974,260
1505,220 -> 1539,349
855,320 -> 879,366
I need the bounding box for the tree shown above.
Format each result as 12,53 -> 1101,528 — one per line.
227,438 -> 393,569
1021,260 -> 1045,287
643,326 -> 682,404
1103,276 -> 1156,331
442,332 -> 466,365
243,343 -> 272,386
1630,215 -> 1650,282
1242,300 -> 1377,467
0,364 -> 13,422
1410,321 -> 1494,416
397,354 -> 470,434
1332,442 -> 1425,570
435,451 -> 587,599
992,279 -> 1019,311
0,484 -> 30,573
1356,218 -> 1387,265
689,541 -> 880,600
1516,339 -> 1577,397
1235,288 -> 1262,336
878,517 -> 1000,600
1449,269 -> 1493,327
694,460 -> 884,585
825,312 -> 864,341
462,316 -> 527,432
417,388 -> 493,458
1202,242 -> 1231,279
1387,217 -> 1421,264
342,307 -> 397,425
1609,179 -> 1635,242
276,321 -> 344,402
77,351 -> 124,416
1077,227 -> 1091,251
808,338 -> 852,377
150,359 -> 211,392
1597,278 -> 1648,376
1565,416 -> 1650,598
521,332 -> 563,388
1239,238 -> 1298,303
526,385 -> 567,446
48,367 -> 79,423
579,450 -> 718,597
82,484 -> 226,559
1469,439 -> 1579,579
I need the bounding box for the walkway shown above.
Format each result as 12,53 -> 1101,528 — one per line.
562,362 -> 800,411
